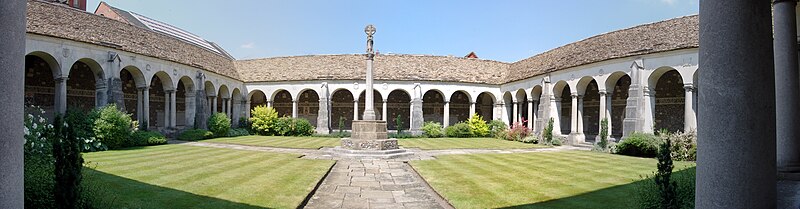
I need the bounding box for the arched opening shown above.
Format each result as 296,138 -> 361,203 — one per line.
653,70 -> 685,133
249,90 -> 267,111
331,89 -> 355,130
177,76 -> 195,129
358,90 -> 383,120
216,85 -> 230,115
24,53 -> 58,118
204,81 -> 216,115
515,89 -> 528,126
502,92 -> 513,125
121,66 -> 145,120
66,59 -> 103,111
386,90 -> 411,130
449,91 -> 471,125
609,74 -> 631,138
272,90 -> 292,117
476,92 -> 495,122
231,88 -> 243,126
297,89 -> 320,125
530,86 -> 543,128
148,72 -> 173,130
553,81 -> 571,135
581,79 -> 600,138
422,90 -> 445,125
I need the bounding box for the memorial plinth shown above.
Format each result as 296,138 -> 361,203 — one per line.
341,120 -> 397,150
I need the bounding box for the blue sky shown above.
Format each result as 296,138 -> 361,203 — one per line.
87,0 -> 698,62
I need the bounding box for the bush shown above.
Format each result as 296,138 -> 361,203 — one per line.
226,128 -> 250,137
389,132 -> 418,139
543,117 -> 555,145
93,104 -> 134,150
503,121 -> 530,141
274,117 -> 315,136
664,130 -> 697,161
208,112 -> 231,137
422,121 -> 444,138
488,120 -> 508,138
65,109 -> 106,152
467,114 -> 490,137
616,132 -> 661,158
551,136 -> 563,146
130,131 -> 167,146
445,122 -> 474,138
178,129 -> 214,141
250,105 -> 279,135
292,118 -> 315,136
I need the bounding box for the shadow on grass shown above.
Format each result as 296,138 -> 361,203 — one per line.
83,168 -> 271,209
499,168 -> 695,209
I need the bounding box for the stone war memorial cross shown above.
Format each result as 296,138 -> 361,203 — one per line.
330,25 -> 412,158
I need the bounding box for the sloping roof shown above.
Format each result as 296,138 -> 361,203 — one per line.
508,15 -> 699,82
235,54 -> 510,84
27,0 -> 240,79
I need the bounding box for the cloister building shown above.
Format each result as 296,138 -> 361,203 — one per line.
22,0 -> 698,144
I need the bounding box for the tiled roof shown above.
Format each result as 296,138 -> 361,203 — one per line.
26,0 -> 240,79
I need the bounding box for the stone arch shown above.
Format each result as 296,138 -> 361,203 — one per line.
121,66 -> 145,119
387,89 -> 411,130
24,52 -> 59,118
65,58 -> 104,111
177,76 -> 195,128
423,90 -> 446,125
476,92 -> 496,122
297,89 -> 320,125
449,90 -> 471,125
581,78 -> 601,138
216,85 -> 230,114
248,89 -> 268,111
331,89 -> 355,130
652,69 -> 685,133
502,91 -> 514,125
529,85 -> 543,128
204,81 -> 215,97
148,71 -> 174,130
272,89 -> 292,117
358,90 -> 383,120
553,80 -> 572,135
605,71 -> 630,91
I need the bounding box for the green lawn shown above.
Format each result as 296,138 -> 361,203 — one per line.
203,136 -> 341,149
399,137 -> 546,150
410,151 -> 695,209
82,144 -> 334,209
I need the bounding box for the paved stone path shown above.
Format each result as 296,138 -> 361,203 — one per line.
170,140 -> 590,208
304,160 -> 451,209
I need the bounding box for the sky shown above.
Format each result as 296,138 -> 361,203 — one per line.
86,0 -> 698,62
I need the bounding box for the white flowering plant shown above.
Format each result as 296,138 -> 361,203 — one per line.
23,106 -> 54,156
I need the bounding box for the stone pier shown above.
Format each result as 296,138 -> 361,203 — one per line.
0,1 -> 27,208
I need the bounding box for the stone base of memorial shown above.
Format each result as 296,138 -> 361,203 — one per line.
328,120 -> 413,159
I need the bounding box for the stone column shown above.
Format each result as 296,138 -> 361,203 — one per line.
443,101 -> 450,127
186,93 -> 196,128
642,88 -> 655,133
382,99 -> 388,121
211,96 -> 218,113
775,0 -> 800,174
550,95 -> 562,135
0,1 -> 27,206
226,98 -> 232,119
606,93 -> 613,139
527,99 -> 534,129
570,94 -> 578,135
195,88 -> 208,129
469,102 -> 476,117
577,95 -> 584,134
292,100 -> 298,118
599,91 -> 608,136
95,80 -> 108,108
164,91 -> 171,128
136,88 -> 143,122
697,0 -> 776,208
512,101 -> 518,123
267,100 -> 272,108
141,87 -> 150,129
683,84 -> 697,132
245,101 -> 252,120
170,91 -> 176,128
55,76 -> 68,114
353,100 -> 359,120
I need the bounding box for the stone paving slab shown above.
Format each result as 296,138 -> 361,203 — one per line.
304,160 -> 453,209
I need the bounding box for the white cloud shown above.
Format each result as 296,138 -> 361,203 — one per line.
660,0 -> 677,5
240,42 -> 256,49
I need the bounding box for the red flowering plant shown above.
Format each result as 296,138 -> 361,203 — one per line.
504,117 -> 531,142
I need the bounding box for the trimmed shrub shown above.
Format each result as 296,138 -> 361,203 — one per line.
445,122 -> 474,138
467,114 -> 490,137
208,112 -> 231,137
52,116 -> 83,209
226,128 -> 250,137
616,132 -> 661,158
293,118 -> 315,136
551,136 -> 563,146
93,104 -> 133,150
389,132 -> 418,139
421,121 -> 444,138
274,117 -> 315,136
250,105 -> 279,135
178,129 -> 214,141
488,120 -> 507,138
130,131 -> 167,146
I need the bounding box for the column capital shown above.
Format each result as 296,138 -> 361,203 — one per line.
470,102 -> 477,105
684,84 -> 695,91
137,86 -> 150,91
164,90 -> 175,94
599,90 -> 608,96
383,99 -> 388,103
54,76 -> 69,83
